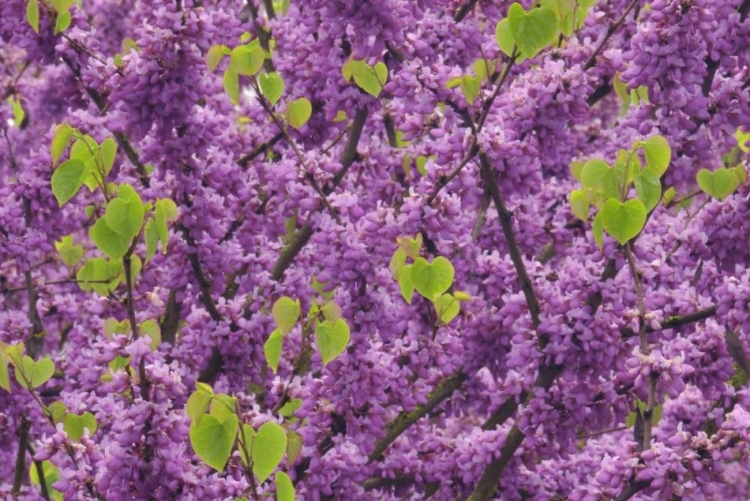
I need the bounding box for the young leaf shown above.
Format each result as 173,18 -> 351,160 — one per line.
495,19 -> 515,57
411,256 -> 455,300
275,472 -> 295,501
186,387 -> 213,425
100,138 -> 117,174
51,159 -> 89,206
433,293 -> 460,324
580,159 -> 619,201
259,72 -> 285,106
189,413 -> 238,472
206,45 -> 230,72
0,349 -> 10,392
642,135 -> 671,177
27,0 -> 40,33
592,210 -> 604,249
634,168 -> 661,212
76,257 -> 117,296
89,218 -> 131,260
272,297 -> 300,334
697,168 -> 740,201
252,422 -> 287,482
238,424 -> 255,466
264,328 -> 284,374
104,186 -> 145,239
599,198 -> 647,245
569,189 -> 589,221
54,10 -> 71,34
230,45 -> 265,76
460,75 -> 481,104
389,247 -> 407,280
51,123 -> 73,165
315,319 -> 350,366
507,3 -> 558,58
63,412 -> 98,440
286,98 -> 312,130
55,235 -> 85,268
286,429 -> 303,463
321,302 -> 342,323
144,218 -> 159,262
14,356 -> 55,389
398,264 -> 415,304
224,69 -> 241,104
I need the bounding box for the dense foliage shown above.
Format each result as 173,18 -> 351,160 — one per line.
2,0 -> 750,499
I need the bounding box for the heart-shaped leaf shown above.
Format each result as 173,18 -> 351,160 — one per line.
495,19 -> 515,57
580,159 -> 619,201
433,293 -> 461,324
411,256 -> 455,300
599,198 -> 647,245
14,356 -> 55,389
259,72 -> 285,106
189,413 -> 238,472
223,69 -> 240,104
0,349 -> 10,392
186,386 -> 213,425
89,218 -> 131,260
229,45 -> 265,76
398,264 -> 415,304
104,187 -> 144,239
252,422 -> 287,482
697,168 -> 740,201
642,135 -> 671,177
460,75 -> 481,103
634,167 -> 661,212
507,3 -> 558,58
276,471 -> 295,501
315,319 -> 350,366
569,189 -> 589,221
63,412 -> 98,440
286,98 -> 312,130
238,423 -> 255,466
51,159 -> 89,206
51,123 -> 73,165
206,44 -> 230,72
264,328 -> 284,374
272,297 -> 300,334
286,429 -> 303,463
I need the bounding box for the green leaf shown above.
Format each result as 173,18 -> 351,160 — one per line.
210,394 -> 237,422
278,399 -> 302,417
144,218 -> 158,262
189,413 -> 238,472
224,69 -> 241,104
663,187 -> 676,206
276,472 -> 295,501
54,10 -> 71,34
286,429 -> 303,463
252,422 -> 287,482
27,0 -> 39,33
569,189 -> 589,221
14,356 -> 55,389
396,234 -> 422,258
104,186 -> 145,239
51,159 -> 89,206
599,198 -> 647,245
63,412 -> 97,441
592,210 -> 604,249
55,235 -> 85,268
398,264 -> 415,304
315,319 -> 350,366
48,401 -> 67,423
460,75 -> 481,104
734,165 -> 748,184
444,76 -> 462,89
411,256 -> 454,300
473,59 -> 494,81
286,98 -> 312,130
507,3 -> 558,58
259,72 -> 285,106
154,198 -> 177,253
389,248 -> 407,280
206,44 -> 230,72
642,135 -> 671,177
634,168 -> 661,212
264,328 -> 284,374
140,320 -> 161,350
100,138 -> 117,174
580,159 -> 619,201
735,127 -> 750,153
433,293 -> 460,324
51,123 -> 73,165
495,18 -> 515,57
186,387 -> 213,425
321,302 -> 342,323
0,349 -> 10,392
229,45 -> 266,76
51,0 -> 76,11
344,60 -> 388,98
29,460 -> 62,501
76,257 -> 117,296
89,218 -> 131,260
272,297 -> 301,334
697,168 -> 741,201
238,423 -> 255,466
570,160 -> 584,182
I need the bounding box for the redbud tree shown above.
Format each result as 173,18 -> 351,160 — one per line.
1,0 -> 750,499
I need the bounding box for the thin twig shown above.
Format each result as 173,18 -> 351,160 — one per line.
583,0 -> 640,71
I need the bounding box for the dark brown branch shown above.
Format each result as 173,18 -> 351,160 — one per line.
368,369 -> 469,461
159,289 -> 182,345
620,305 -> 718,339
453,0 -> 479,23
179,225 -> 223,322
236,133 -> 283,167
614,480 -> 650,501
12,418 -> 30,496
